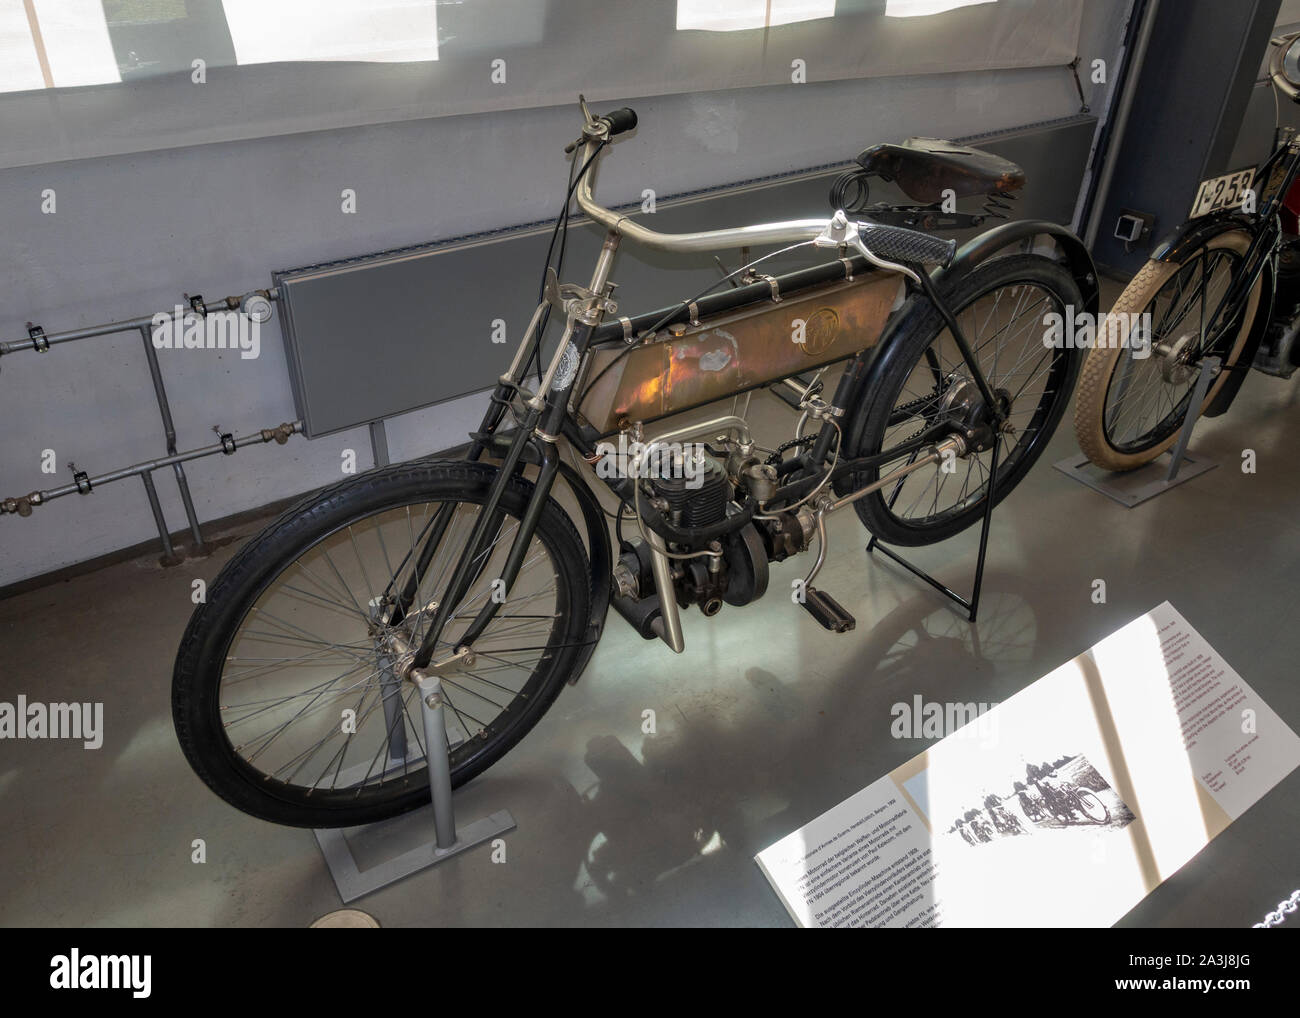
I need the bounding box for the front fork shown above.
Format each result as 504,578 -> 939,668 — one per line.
406,383 -> 571,672
402,233 -> 621,671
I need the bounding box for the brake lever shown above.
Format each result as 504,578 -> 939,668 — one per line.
814,210 -> 921,285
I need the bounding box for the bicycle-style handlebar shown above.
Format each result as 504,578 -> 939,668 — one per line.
576,104 -> 953,270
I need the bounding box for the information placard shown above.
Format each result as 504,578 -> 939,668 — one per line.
755,603 -> 1300,927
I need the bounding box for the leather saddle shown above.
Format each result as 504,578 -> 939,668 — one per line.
855,137 -> 1025,205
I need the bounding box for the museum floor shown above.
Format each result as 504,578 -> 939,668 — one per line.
2,279 -> 1298,928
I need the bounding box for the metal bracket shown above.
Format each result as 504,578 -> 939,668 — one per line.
1053,356 -> 1221,506
28,324 -> 49,352
70,464 -> 91,494
312,665 -> 515,904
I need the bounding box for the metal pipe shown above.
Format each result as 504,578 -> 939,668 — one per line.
0,289 -> 280,356
135,324 -> 205,552
1,420 -> 300,509
2,313 -> 158,354
644,528 -> 684,653
138,323 -> 178,452
172,462 -> 205,551
576,141 -> 831,253
825,436 -> 965,514
632,414 -> 754,477
139,471 -> 176,561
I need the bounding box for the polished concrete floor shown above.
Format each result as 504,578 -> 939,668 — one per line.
2,280 -> 1299,927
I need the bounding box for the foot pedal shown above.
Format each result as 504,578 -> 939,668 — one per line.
801,586 -> 856,632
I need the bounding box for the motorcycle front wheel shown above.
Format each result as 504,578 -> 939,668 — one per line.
172,460 -> 592,828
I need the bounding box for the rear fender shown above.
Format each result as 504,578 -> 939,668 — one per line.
1149,212 -> 1275,417
838,219 -> 1097,454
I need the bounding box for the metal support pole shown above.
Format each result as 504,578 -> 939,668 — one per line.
967,434 -> 1001,623
139,471 -> 176,561
412,669 -> 457,850
1165,355 -> 1219,483
865,437 -> 998,623
137,324 -> 205,553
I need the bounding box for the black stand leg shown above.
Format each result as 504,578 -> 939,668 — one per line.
866,435 -> 1000,623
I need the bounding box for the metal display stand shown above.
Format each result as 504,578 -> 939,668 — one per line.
1054,355 -> 1220,507
313,666 -> 515,904
866,432 -> 1002,623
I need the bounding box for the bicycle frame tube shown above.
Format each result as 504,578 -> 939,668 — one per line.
574,140 -> 831,253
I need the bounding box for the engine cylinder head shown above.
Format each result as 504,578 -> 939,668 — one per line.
647,451 -> 731,528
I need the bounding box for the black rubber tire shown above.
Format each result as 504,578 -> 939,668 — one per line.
1074,789 -> 1111,825
840,254 -> 1083,547
172,460 -> 591,828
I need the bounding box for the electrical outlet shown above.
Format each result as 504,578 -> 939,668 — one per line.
1115,208 -> 1155,244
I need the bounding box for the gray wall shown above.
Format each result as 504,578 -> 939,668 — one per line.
0,4 -> 1127,587
1089,0 -> 1281,276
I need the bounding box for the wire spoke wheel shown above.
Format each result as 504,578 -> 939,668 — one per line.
1074,788 -> 1110,824
173,461 -> 591,828
1103,247 -> 1240,452
842,254 -> 1083,546
1074,230 -> 1261,471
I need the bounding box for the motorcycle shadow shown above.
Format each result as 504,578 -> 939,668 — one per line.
561,575 -> 1060,918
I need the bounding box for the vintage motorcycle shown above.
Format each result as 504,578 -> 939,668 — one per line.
1073,31 -> 1300,469
173,99 -> 1097,827
1028,781 -> 1110,826
987,802 -> 1026,836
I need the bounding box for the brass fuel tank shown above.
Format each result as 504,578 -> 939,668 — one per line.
575,271 -> 904,437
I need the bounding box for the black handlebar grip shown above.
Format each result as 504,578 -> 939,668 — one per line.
859,223 -> 957,269
599,107 -> 638,138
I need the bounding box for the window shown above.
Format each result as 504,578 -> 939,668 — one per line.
0,0 -> 439,96
884,0 -> 996,17
676,0 -> 836,33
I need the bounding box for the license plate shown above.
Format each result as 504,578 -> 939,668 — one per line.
1189,166 -> 1256,218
